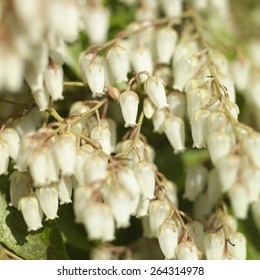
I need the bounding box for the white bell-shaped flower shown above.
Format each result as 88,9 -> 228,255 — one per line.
84,154 -> 107,184
207,111 -> 228,134
44,64 -> 64,101
193,193 -> 214,221
73,186 -> 92,223
18,194 -> 43,231
176,241 -> 199,260
173,56 -> 200,92
149,200 -> 171,234
12,115 -> 37,137
29,148 -> 49,186
117,167 -> 140,198
144,76 -> 168,109
58,176 -> 72,205
218,73 -> 236,103
158,221 -> 179,259
164,180 -> 178,207
242,168 -> 260,203
85,62 -> 105,97
204,232 -> 225,260
156,28 -> 178,64
152,109 -> 167,134
119,90 -> 139,127
184,165 -> 208,201
135,196 -> 150,217
131,47 -> 153,82
207,131 -> 232,165
107,188 -> 131,228
122,139 -> 145,168
32,88 -> 50,112
83,6 -> 110,44
187,221 -> 205,254
91,125 -> 111,155
227,232 -> 246,260
160,0 -> 183,19
251,200 -> 260,232
102,205 -> 115,242
46,149 -> 59,183
164,115 -> 185,154
248,78 -> 260,109
36,184 -> 59,220
107,44 -> 129,83
82,202 -> 106,240
206,168 -> 222,204
243,133 -> 260,168
191,109 -> 210,149
143,97 -> 156,119
216,154 -> 240,192
49,36 -> 65,65
224,100 -> 240,120
2,128 -> 20,160
134,161 -> 155,199
53,134 -> 77,176
229,184 -> 250,220
167,91 -> 186,118
0,139 -> 9,175
9,171 -> 31,208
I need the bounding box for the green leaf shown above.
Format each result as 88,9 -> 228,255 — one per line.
0,175 -> 69,260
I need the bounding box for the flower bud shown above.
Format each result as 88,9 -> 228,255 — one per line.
156,28 -> 178,64
164,115 -> 185,154
119,90 -> 139,127
184,165 -> 208,201
134,161 -> 155,200
144,76 -> 168,109
176,241 -> 199,260
158,221 -> 179,259
149,200 -> 171,234
18,195 -> 43,231
36,184 -> 59,220
227,232 -> 246,260
85,62 -> 105,98
204,232 -> 225,260
107,44 -> 129,83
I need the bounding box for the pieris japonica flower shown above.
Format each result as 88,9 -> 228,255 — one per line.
158,221 -> 179,259
251,201 -> 260,232
160,0 -> 183,20
152,109 -> 167,134
132,47 -> 153,82
176,241 -> 199,260
53,134 -> 77,176
191,109 -> 210,149
164,180 -> 178,207
18,194 -> 43,231
229,184 -> 250,220
84,153 -> 107,184
119,90 -> 139,127
122,139 -> 145,167
117,167 -> 140,198
206,168 -> 222,204
44,64 -> 64,101
227,232 -> 246,260
0,138 -> 9,175
32,88 -> 50,111
156,28 -> 178,64
9,171 -> 31,208
230,59 -> 250,92
91,125 -> 111,155
166,91 -> 186,118
242,168 -> 260,203
36,184 -> 59,220
164,115 -> 185,154
83,6 -> 110,44
186,221 -> 205,254
243,133 -> 260,168
218,73 -> 236,103
58,176 -> 73,205
107,44 -> 129,83
48,36 -> 65,65
184,165 -> 208,201
85,62 -> 105,98
2,128 -> 20,160
149,200 -> 171,234
143,97 -> 156,119
204,232 -> 225,260
145,76 -> 168,109
134,161 -> 155,200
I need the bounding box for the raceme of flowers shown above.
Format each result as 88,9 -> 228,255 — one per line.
1,0 -> 260,260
